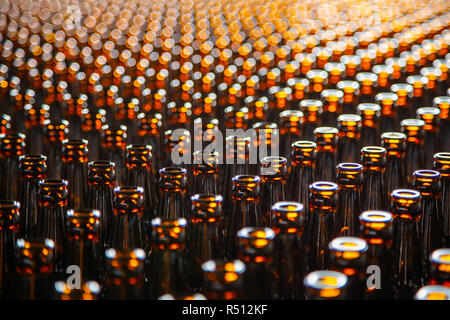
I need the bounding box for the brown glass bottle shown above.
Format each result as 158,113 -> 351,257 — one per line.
0,200 -> 19,298
357,103 -> 381,147
429,248 -> 450,287
201,259 -> 246,299
87,160 -> 115,249
416,107 -> 441,168
54,281 -> 101,300
237,227 -> 275,299
381,132 -> 408,198
156,167 -> 188,220
43,119 -> 69,179
272,201 -> 306,299
391,189 -> 424,299
304,270 -> 348,300
361,146 -> 387,211
306,181 -> 339,271
0,132 -> 26,200
299,99 -> 323,140
401,119 -> 426,182
314,127 -> 338,181
104,248 -> 146,299
337,114 -> 361,164
433,152 -> 450,246
359,210 -> 395,299
414,285 -> 450,300
328,236 -> 368,299
101,124 -> 127,183
260,156 -> 287,227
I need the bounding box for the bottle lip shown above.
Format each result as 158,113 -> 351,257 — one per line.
0,199 -> 20,210
337,162 -> 364,172
381,132 -> 407,140
66,208 -> 101,220
55,281 -> 101,296
237,227 -> 275,241
314,126 -> 339,135
151,217 -> 187,228
413,169 -> 441,179
19,154 -> 47,162
359,210 -> 393,223
417,107 -> 441,116
357,103 -> 381,111
232,175 -> 261,184
271,201 -> 304,213
300,99 -> 323,107
311,181 -> 339,191
201,259 -> 246,274
88,160 -> 116,169
191,194 -> 223,203
159,167 -> 187,176
16,237 -> 55,250
337,114 -> 362,122
113,185 -> 144,195
304,270 -> 348,289
105,248 -> 146,261
292,140 -> 317,149
361,146 -> 387,155
434,152 -> 450,161
329,236 -> 368,252
39,178 -> 68,189
391,188 -> 421,200
62,138 -> 88,147
415,286 -> 450,300
430,248 -> 450,265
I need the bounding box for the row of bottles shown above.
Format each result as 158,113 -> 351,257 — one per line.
0,0 -> 449,300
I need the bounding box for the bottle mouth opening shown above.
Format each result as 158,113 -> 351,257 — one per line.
391,189 -> 421,199
151,217 -> 187,228
431,249 -> 450,264
292,140 -> 317,149
381,132 -> 406,140
40,178 -> 68,188
233,175 -> 261,183
237,227 -> 275,241
20,154 -> 47,162
362,146 -> 386,154
337,162 -> 363,171
159,167 -> 187,176
191,194 -> 223,203
311,181 -> 338,191
357,103 -> 381,111
360,210 -> 393,223
201,259 -> 246,274
272,201 -> 304,213
113,186 -> 144,195
67,209 -> 101,219
329,237 -> 368,252
105,248 -> 146,260
305,271 -> 347,289
414,169 -> 440,178
434,152 -> 450,160
0,200 -> 20,209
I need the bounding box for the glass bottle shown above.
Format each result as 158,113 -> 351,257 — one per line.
337,114 -> 361,164
320,89 -> 343,127
125,144 -> 158,233
87,160 -> 115,249
304,270 -> 348,300
61,139 -> 88,210
414,285 -> 450,300
36,178 -> 68,276
381,132 -> 408,199
337,80 -> 360,114
433,152 -> 450,246
0,132 -> 26,200
192,151 -> 219,195
328,236 -> 368,299
272,201 -> 306,299
299,99 -> 323,140
306,181 -> 339,271
15,238 -> 55,300
390,83 -> 413,122
148,217 -> 191,299
156,167 -> 188,220
65,209 -> 101,285
53,281 -> 101,300
314,127 -> 338,181
237,227 -> 275,299
401,119 -> 426,183
18,154 -> 47,239
430,248 -> 450,287
279,110 -> 303,161
0,200 -> 19,298
391,189 -> 424,299
359,210 -> 395,299
416,107 -> 441,168
260,156 -> 287,227
361,146 -> 387,211
433,97 -> 450,151
43,120 -> 69,179
110,186 -> 145,250
201,259 -> 246,300
375,92 -> 399,133
357,103 -> 381,147
103,248 -> 146,299
337,163 -> 363,236
287,141 -> 316,224
101,124 -> 127,183
189,194 -> 224,291
226,175 -> 262,259
413,169 -> 444,282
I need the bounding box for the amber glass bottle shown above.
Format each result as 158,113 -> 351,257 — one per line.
226,175 -> 262,259
148,217 -> 191,299
272,201 -> 306,299
337,163 -> 363,236
0,132 -> 26,200
156,167 -> 188,220
359,210 -> 395,299
201,259 -> 246,300
101,124 -> 127,183
381,132 -> 407,198
87,160 -> 115,249
104,248 -> 146,299
306,181 -> 339,271
337,114 -> 361,164
300,99 -> 323,140
237,227 -> 275,299
0,200 -> 19,298
36,179 -> 68,276
429,248 -> 450,287
110,186 -> 146,250
416,107 -> 441,168
304,270 -> 348,300
16,238 -> 55,299
61,139 -> 88,210
412,169 -> 444,282
260,156 -> 287,227
328,237 -> 368,299
391,189 -> 424,299
401,119 -> 426,182
189,194 -> 224,290
361,146 -> 387,211
43,120 -> 69,179
314,127 -> 338,181
433,152 -> 450,246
